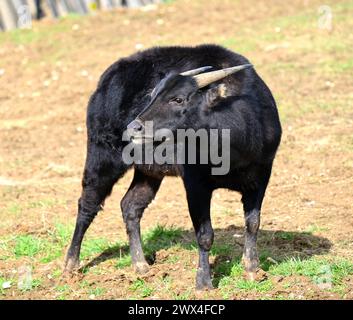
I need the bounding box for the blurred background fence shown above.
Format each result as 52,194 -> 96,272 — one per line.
0,0 -> 161,31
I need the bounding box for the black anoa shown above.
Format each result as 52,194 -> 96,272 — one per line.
65,44 -> 282,290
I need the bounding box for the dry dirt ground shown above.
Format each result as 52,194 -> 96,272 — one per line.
0,0 -> 352,300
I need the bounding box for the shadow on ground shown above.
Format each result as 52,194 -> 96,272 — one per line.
81,224 -> 332,287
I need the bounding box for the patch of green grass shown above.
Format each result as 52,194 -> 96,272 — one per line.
78,280 -> 90,289
88,286 -> 106,297
181,240 -> 198,252
230,262 -> 245,277
0,17 -> 79,46
56,284 -> 70,292
269,256 -> 353,287
13,235 -> 43,258
213,260 -> 232,280
0,29 -> 46,45
63,13 -> 85,20
39,247 -> 62,263
160,275 -> 172,290
276,231 -> 296,241
143,224 -> 183,258
113,225 -> 185,269
216,256 -> 352,298
51,268 -> 62,279
81,238 -> 110,259
258,251 -> 279,271
210,243 -> 232,256
150,275 -> 176,298
55,284 -> 71,300
217,261 -> 256,298
217,278 -> 233,299
33,223 -> 111,263
336,58 -> 353,73
165,254 -> 180,263
305,224 -> 329,234
320,58 -> 353,75
213,258 -> 242,284
79,280 -> 106,298
115,255 -> 132,269
53,223 -> 74,244
143,224 -> 183,244
219,270 -> 273,298
236,278 -> 274,292
6,224 -> 72,262
39,223 -> 73,263
129,279 -> 154,298
216,259 -> 243,278
269,257 -> 317,276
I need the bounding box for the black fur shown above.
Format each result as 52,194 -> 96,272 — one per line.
65,44 -> 282,289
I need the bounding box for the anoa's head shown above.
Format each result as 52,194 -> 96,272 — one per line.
128,64 -> 252,143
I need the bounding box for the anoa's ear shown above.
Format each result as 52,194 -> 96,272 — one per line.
205,84 -> 229,107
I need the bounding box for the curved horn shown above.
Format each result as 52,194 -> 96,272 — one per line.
193,64 -> 253,88
180,66 -> 213,76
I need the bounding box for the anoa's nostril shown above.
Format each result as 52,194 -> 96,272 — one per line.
127,119 -> 144,132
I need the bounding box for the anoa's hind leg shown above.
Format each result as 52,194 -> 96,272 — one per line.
241,166 -> 272,281
121,169 -> 162,274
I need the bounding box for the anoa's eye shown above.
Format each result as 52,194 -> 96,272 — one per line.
173,97 -> 183,104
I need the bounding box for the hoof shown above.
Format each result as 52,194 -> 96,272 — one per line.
242,255 -> 259,270
134,262 -> 150,274
63,257 -> 80,274
196,280 -> 214,291
245,271 -> 257,282
244,268 -> 267,282
196,268 -> 214,291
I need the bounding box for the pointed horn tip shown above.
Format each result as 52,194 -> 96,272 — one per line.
231,63 -> 253,70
